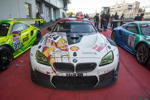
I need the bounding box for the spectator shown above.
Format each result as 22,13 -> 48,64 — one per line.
105,13 -> 110,27
103,14 -> 108,31
112,12 -> 119,29
134,14 -> 139,21
139,13 -> 144,21
120,14 -> 124,25
100,13 -> 105,28
94,13 -> 100,29
36,11 -> 42,26
109,14 -> 114,27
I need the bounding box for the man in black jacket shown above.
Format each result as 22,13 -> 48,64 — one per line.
94,13 -> 100,29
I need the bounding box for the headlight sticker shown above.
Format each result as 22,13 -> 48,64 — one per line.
99,51 -> 114,66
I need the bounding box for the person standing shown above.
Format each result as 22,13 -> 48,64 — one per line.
134,14 -> 139,21
139,13 -> 144,21
120,14 -> 124,25
110,14 -> 114,28
100,13 -> 105,28
112,12 -> 119,29
105,13 -> 110,27
36,11 -> 42,26
94,13 -> 100,29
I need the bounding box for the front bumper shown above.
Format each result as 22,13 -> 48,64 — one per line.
30,63 -> 119,89
30,45 -> 119,89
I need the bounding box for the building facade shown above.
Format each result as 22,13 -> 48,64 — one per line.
110,1 -> 140,18
144,5 -> 150,19
0,0 -> 70,22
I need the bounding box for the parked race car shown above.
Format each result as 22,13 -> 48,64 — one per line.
111,21 -> 150,65
0,18 -> 43,71
30,17 -> 119,89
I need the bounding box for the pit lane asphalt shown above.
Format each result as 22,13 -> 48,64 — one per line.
0,28 -> 150,100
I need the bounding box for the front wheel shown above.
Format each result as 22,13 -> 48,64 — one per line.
34,30 -> 42,45
0,47 -> 13,71
136,43 -> 150,65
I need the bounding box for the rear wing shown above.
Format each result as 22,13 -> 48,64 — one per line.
9,18 -> 44,23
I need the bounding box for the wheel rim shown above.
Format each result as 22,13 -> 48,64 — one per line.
0,53 -> 11,70
136,44 -> 149,64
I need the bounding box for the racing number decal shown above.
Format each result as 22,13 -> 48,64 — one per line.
23,34 -> 29,42
12,33 -> 22,50
128,35 -> 135,48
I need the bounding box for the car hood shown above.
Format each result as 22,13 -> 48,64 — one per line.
37,32 -> 111,64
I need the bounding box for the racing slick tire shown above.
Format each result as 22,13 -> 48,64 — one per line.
34,30 -> 42,45
111,32 -> 116,42
136,43 -> 150,65
0,47 -> 13,71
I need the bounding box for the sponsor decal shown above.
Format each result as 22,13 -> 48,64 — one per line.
73,52 -> 77,57
70,46 -> 79,51
12,32 -> 22,50
55,38 -> 68,51
73,59 -> 78,63
128,35 -> 135,48
92,44 -> 106,52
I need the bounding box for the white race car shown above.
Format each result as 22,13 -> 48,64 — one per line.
30,17 -> 119,89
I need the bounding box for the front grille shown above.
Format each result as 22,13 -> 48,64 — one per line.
53,62 -> 97,73
52,76 -> 98,89
76,63 -> 96,73
53,63 -> 74,73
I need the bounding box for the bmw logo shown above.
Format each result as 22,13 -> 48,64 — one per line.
73,59 -> 78,63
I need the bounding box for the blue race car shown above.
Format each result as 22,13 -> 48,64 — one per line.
111,21 -> 150,65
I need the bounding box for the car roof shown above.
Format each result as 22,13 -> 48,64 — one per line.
58,18 -> 89,22
133,21 -> 150,24
0,20 -> 12,23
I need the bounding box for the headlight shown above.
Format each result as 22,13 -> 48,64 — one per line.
99,51 -> 114,66
36,50 -> 49,65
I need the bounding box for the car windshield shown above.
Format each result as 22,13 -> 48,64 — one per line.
140,24 -> 150,36
0,23 -> 10,36
54,21 -> 96,33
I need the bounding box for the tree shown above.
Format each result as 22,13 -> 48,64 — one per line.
138,8 -> 145,13
66,12 -> 75,17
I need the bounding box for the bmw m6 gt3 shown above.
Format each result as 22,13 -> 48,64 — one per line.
30,17 -> 119,89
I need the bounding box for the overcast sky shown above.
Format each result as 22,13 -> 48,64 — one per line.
68,0 -> 150,14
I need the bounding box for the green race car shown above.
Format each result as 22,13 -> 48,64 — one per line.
0,18 -> 43,70
111,21 -> 150,65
